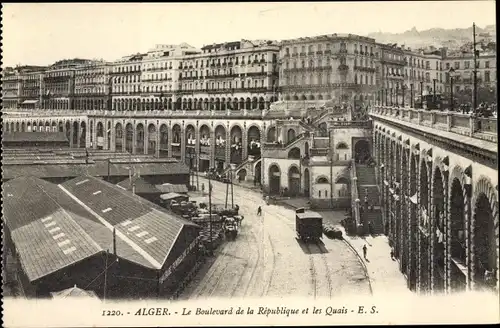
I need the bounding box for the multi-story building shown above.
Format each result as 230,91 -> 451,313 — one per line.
141,43 -> 200,111
379,43 -> 406,106
41,59 -> 91,110
280,34 -> 378,114
178,39 -> 280,112
110,53 -> 145,111
2,67 -> 21,109
74,60 -> 111,111
18,66 -> 47,109
443,50 -> 497,101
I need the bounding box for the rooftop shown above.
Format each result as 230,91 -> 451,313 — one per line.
3,175 -> 201,282
2,132 -> 69,143
117,176 -> 161,194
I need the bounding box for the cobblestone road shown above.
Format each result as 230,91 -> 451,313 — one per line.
179,178 -> 371,300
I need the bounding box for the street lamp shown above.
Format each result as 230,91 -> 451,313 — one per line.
449,68 -> 456,112
396,84 -> 399,107
402,84 -> 407,108
433,78 -> 437,106
419,81 -> 424,108
410,83 -> 414,108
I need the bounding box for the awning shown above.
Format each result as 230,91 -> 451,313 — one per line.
22,100 -> 39,105
160,192 -> 186,200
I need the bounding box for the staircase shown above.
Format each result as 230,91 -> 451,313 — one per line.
284,131 -> 309,149
224,155 -> 261,181
355,163 -> 384,235
356,164 -> 377,185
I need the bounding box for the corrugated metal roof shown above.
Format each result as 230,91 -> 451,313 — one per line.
60,176 -> 199,268
3,132 -> 69,143
2,161 -> 189,180
155,183 -> 189,194
3,176 -> 103,282
3,175 -> 200,282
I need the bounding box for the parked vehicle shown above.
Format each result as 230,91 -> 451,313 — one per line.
223,216 -> 238,241
295,208 -> 323,242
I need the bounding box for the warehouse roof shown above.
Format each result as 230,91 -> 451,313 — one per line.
3,175 -> 201,282
3,132 -> 69,143
117,176 -> 163,194
155,183 -> 189,194
2,160 -> 189,181
60,176 -> 199,269
3,176 -> 103,282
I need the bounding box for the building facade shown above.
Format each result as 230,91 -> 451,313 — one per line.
1,67 -> 20,109
74,61 -> 111,111
279,34 -> 378,109
178,40 -> 280,112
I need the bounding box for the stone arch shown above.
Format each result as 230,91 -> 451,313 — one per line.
172,124 -> 181,144
125,123 -> 134,153
115,122 -> 123,151
471,176 -> 499,291
449,166 -> 468,291
268,163 -> 281,195
247,125 -> 261,157
316,176 -> 329,184
159,124 -> 168,156
419,155 -> 431,292
286,128 -> 296,143
432,164 -> 447,292
136,123 -> 145,154
79,121 -> 86,147
230,125 -> 243,164
266,126 -> 277,142
199,124 -> 210,146
304,168 -> 310,197
288,147 -> 301,159
147,123 -> 157,155
288,165 -> 301,196
58,121 -> 64,132
336,142 -> 349,149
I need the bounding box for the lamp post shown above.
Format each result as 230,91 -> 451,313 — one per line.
410,83 -> 414,108
402,84 -> 406,108
433,79 -> 437,106
449,67 -> 456,112
419,81 -> 424,108
396,84 -> 399,107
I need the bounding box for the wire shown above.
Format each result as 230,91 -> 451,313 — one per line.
84,256 -> 117,290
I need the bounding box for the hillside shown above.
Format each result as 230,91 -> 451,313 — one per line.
368,24 -> 496,51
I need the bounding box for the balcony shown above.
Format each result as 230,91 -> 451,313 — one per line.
338,64 -> 349,71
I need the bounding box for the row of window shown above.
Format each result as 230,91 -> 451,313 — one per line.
446,60 -> 491,70
75,69 -> 106,76
74,87 -> 107,94
181,53 -> 269,69
181,79 -> 268,91
285,42 -> 353,55
75,77 -> 107,85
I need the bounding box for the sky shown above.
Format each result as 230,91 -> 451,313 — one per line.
2,1 -> 496,67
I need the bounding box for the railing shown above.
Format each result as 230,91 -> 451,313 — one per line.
370,106 -> 498,143
262,132 -> 309,150
2,108 -> 269,119
350,159 -> 362,235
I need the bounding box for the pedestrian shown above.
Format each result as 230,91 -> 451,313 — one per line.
390,248 -> 395,261
257,206 -> 262,216
363,244 -> 368,260
201,183 -> 205,193
368,221 -> 373,235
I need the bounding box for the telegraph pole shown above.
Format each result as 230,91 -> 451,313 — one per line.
472,22 -> 478,111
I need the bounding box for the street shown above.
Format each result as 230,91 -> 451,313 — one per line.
179,177 -> 371,300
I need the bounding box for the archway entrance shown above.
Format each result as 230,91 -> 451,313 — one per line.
304,168 -> 310,197
473,191 -> 498,291
288,166 -> 300,197
254,161 -> 262,186
354,139 -> 371,164
268,165 -> 281,195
